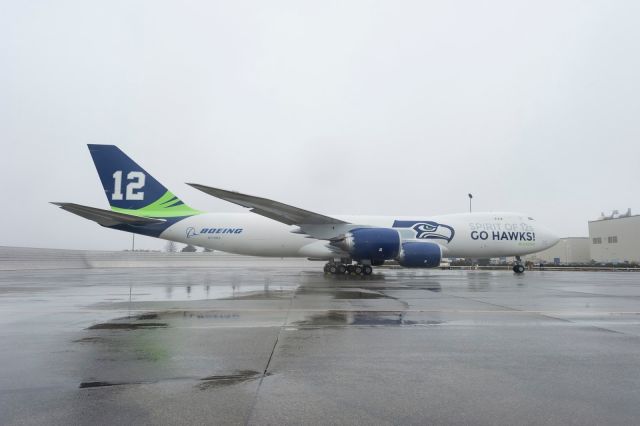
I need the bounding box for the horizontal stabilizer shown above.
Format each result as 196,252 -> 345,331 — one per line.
51,202 -> 166,227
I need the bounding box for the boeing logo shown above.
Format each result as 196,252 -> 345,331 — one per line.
186,227 -> 243,238
393,220 -> 455,243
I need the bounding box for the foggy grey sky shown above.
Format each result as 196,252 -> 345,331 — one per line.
1,1 -> 639,251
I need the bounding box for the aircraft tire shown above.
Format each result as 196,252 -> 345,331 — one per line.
337,265 -> 347,274
513,264 -> 525,274
363,265 -> 373,275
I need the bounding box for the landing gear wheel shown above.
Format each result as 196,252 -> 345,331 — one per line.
363,265 -> 373,276
354,265 -> 363,275
337,265 -> 347,274
513,264 -> 525,274
323,264 -> 330,273
346,265 -> 354,274
329,265 -> 338,274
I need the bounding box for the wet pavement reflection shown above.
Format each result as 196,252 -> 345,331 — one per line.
1,263 -> 640,425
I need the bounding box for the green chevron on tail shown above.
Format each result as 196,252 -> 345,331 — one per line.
110,190 -> 202,218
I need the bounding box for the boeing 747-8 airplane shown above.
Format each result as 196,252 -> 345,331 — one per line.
52,145 -> 559,275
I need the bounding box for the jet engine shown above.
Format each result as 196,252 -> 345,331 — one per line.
331,228 -> 400,261
396,241 -> 442,268
331,228 -> 442,268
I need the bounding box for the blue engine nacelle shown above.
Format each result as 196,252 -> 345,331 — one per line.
396,241 -> 442,268
333,228 -> 401,261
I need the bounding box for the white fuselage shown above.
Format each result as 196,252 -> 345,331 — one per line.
159,212 -> 559,259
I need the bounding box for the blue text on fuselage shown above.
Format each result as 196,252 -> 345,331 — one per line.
470,230 -> 535,241
201,228 -> 243,234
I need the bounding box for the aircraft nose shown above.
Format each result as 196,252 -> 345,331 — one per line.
540,226 -> 560,248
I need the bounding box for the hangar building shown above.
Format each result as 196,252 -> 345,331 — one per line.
589,210 -> 640,264
525,237 -> 590,264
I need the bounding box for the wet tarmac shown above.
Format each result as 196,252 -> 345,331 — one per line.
1,261 -> 640,425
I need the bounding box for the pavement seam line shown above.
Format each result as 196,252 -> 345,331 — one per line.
244,286 -> 295,426
444,288 -> 638,337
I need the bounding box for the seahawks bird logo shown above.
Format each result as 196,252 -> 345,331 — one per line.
393,220 -> 455,243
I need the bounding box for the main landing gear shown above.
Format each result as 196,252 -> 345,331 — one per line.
513,256 -> 525,274
324,262 -> 373,276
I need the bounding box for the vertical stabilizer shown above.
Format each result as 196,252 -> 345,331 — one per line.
87,144 -> 200,218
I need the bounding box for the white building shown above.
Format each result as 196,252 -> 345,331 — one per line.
524,237 -> 590,265
589,211 -> 640,264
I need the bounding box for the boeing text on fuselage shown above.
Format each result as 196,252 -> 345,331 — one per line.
186,227 -> 243,238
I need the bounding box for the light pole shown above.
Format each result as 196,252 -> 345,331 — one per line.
468,193 -> 473,213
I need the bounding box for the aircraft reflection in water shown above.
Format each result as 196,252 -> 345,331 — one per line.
101,271 -> 445,330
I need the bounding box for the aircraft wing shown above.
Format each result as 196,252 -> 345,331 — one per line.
187,183 -> 348,226
187,183 -> 358,243
51,202 -> 166,227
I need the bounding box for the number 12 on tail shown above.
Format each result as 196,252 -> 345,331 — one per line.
112,171 -> 145,200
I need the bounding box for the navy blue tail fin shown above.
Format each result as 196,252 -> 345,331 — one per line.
88,144 -> 199,217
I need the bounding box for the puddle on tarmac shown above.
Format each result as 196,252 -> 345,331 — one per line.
87,322 -> 168,330
73,336 -> 109,343
295,310 -> 444,326
85,313 -> 169,331
221,289 -> 293,300
83,310 -> 250,333
197,370 -> 262,390
295,288 -> 388,299
78,370 -> 264,390
418,284 -> 442,293
79,380 -> 134,389
90,283 -> 299,304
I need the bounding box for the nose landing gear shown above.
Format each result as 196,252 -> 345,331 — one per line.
513,256 -> 525,274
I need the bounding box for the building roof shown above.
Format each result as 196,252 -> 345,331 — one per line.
589,214 -> 640,223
